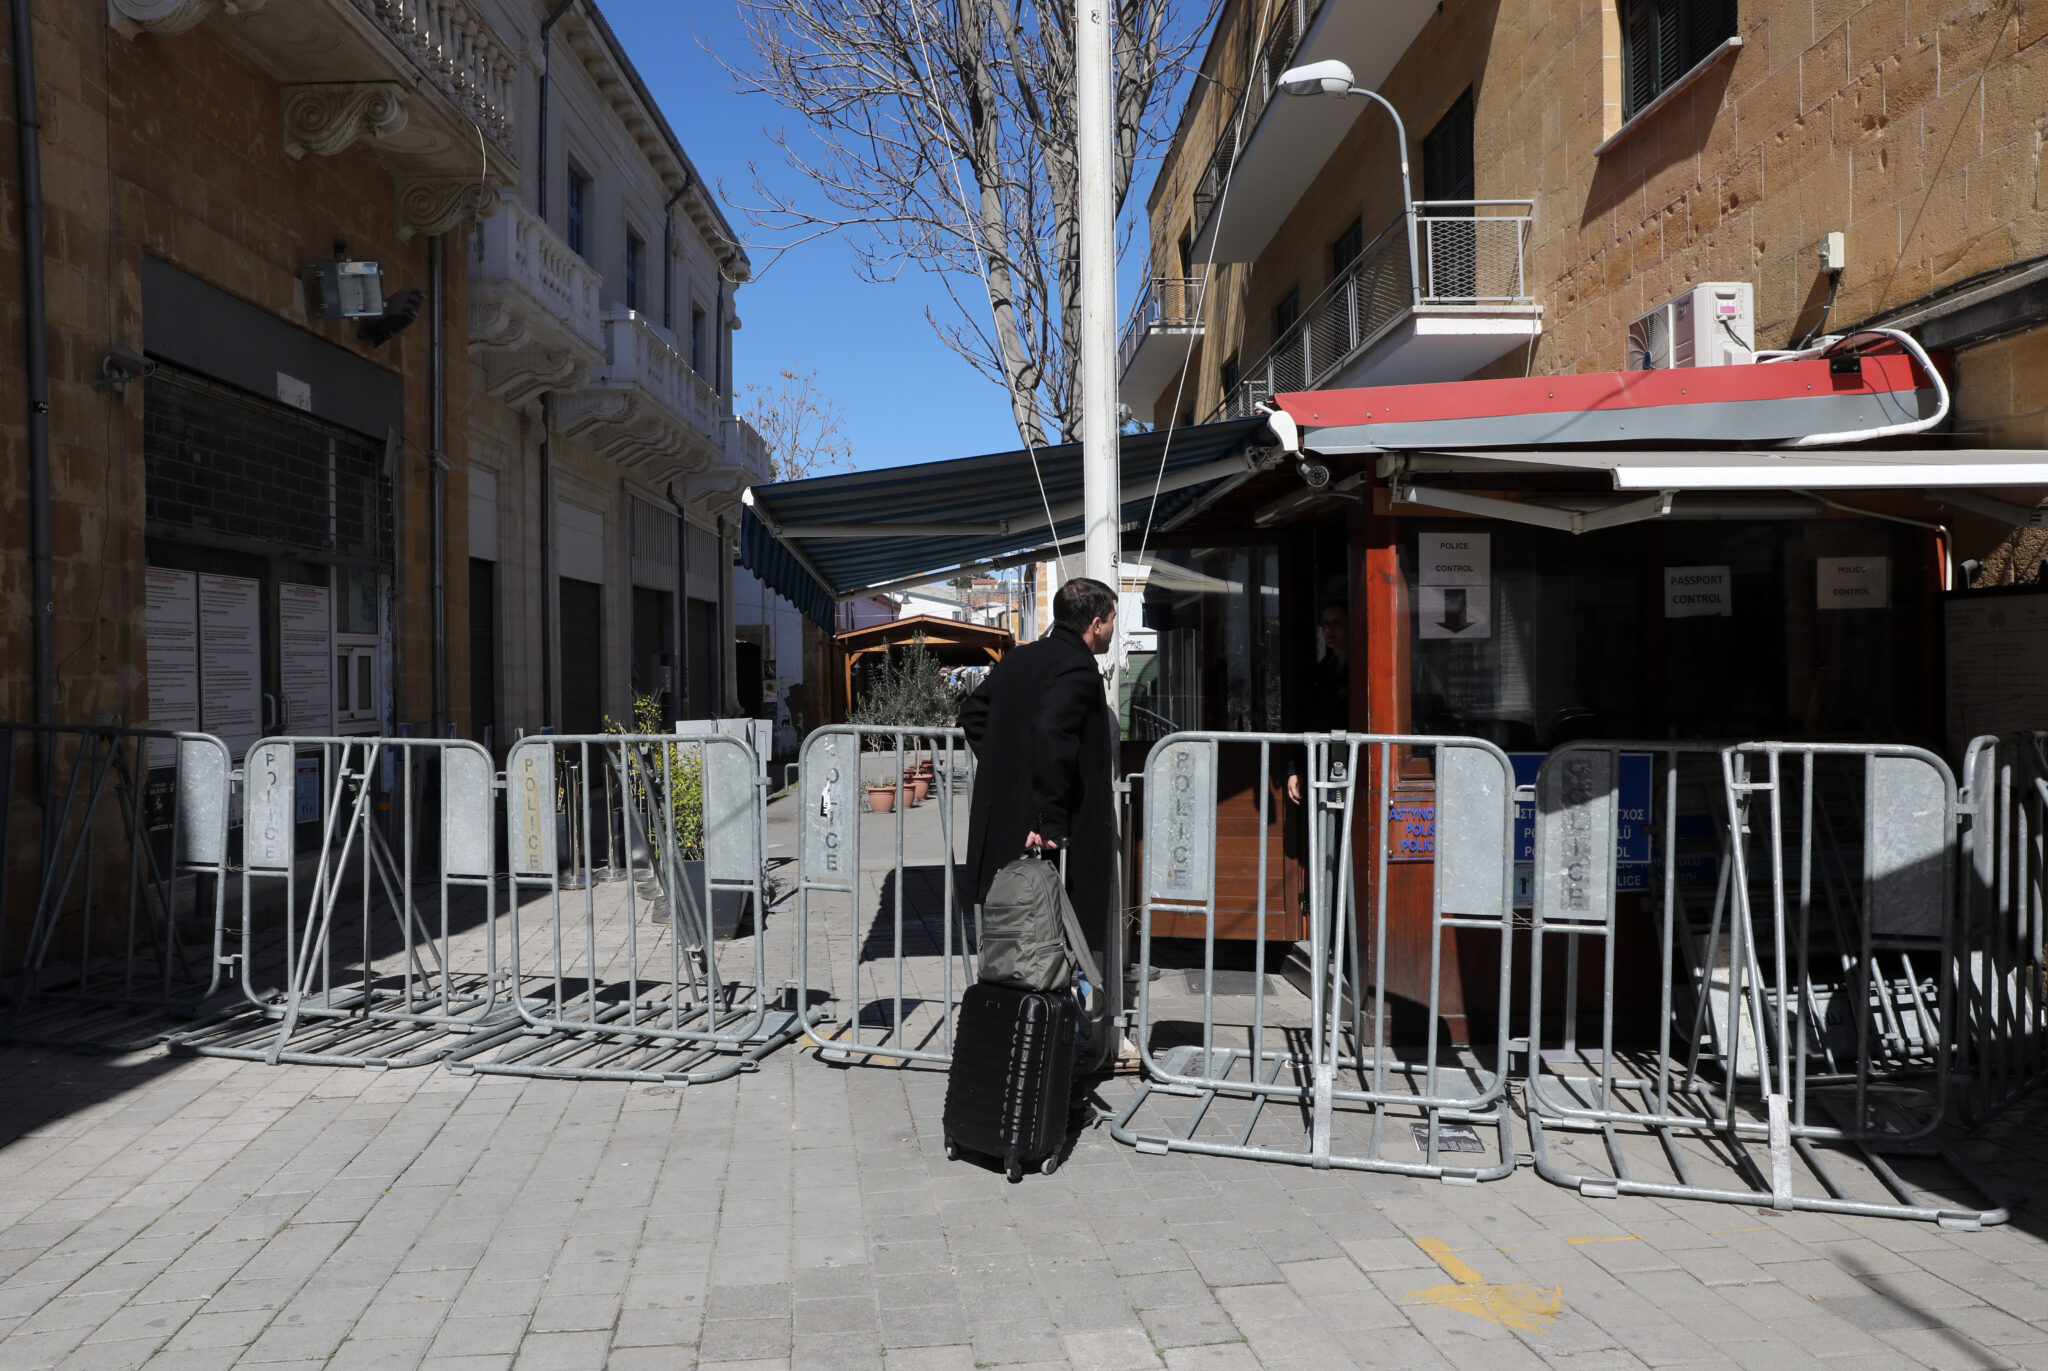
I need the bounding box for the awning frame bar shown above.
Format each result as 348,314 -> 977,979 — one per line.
1394,478 -> 1676,534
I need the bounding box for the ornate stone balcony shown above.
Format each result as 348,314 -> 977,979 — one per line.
556,309 -> 727,484
684,416 -> 770,516
111,0 -> 519,236
470,193 -> 606,407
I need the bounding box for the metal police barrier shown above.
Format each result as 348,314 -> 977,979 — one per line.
1955,731 -> 2048,1124
0,724 -> 233,1049
794,725 -> 976,1066
1526,741 -> 2007,1228
445,731 -> 813,1084
167,736 -> 521,1068
1111,731 -> 1518,1183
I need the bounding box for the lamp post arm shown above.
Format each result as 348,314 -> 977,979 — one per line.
1347,85 -> 1422,305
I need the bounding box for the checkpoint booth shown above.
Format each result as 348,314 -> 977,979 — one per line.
739,339 -> 2048,1050
1248,339 -> 2048,1046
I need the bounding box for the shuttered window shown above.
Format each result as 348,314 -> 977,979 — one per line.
144,365 -> 391,569
1622,0 -> 1737,120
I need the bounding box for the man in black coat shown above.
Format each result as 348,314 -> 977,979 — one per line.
957,577 -> 1119,961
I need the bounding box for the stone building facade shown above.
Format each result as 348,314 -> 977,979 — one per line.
1125,0 -> 2048,573
0,0 -> 762,761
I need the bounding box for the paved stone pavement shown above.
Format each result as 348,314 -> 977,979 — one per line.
4,790 -> 2048,1371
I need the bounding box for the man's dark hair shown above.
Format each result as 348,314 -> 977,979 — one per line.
1053,577 -> 1118,631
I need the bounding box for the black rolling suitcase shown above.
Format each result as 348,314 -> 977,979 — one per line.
943,981 -> 1077,1181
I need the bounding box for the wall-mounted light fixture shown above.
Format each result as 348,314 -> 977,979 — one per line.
308,242 -> 386,319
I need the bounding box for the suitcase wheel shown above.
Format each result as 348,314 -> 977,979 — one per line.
1005,1158 -> 1023,1184
944,1135 -> 960,1162
1040,1153 -> 1060,1177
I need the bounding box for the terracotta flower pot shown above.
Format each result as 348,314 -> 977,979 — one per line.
905,772 -> 930,805
866,785 -> 897,814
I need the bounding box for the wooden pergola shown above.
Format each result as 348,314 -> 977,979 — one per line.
832,615 -> 1015,722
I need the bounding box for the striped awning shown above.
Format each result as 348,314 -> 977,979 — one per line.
740,417 -> 1279,627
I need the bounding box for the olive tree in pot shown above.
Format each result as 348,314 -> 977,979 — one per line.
603,696 -> 754,938
848,635 -> 956,809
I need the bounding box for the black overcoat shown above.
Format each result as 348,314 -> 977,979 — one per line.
957,623 -> 1118,954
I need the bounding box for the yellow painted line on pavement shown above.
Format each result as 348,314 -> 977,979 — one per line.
1405,1237 -> 1563,1334
1567,1234 -> 1641,1245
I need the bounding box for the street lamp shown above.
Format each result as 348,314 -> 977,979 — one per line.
1276,59 -> 1422,306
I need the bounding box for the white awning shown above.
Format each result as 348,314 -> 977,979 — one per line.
1381,447 -> 2048,490
1378,447 -> 2048,535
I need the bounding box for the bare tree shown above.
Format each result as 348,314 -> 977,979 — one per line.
724,0 -> 1217,448
743,368 -> 857,481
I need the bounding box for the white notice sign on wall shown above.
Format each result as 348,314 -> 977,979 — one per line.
1419,532 -> 1491,587
1664,565 -> 1733,618
144,567 -> 200,767
278,582 -> 333,737
1418,584 -> 1491,640
1418,532 -> 1491,640
199,574 -> 262,760
1817,556 -> 1889,610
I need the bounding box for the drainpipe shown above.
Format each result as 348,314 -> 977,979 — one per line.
12,0 -> 53,742
538,0 -> 579,228
538,394 -> 554,728
429,234 -> 447,737
535,0 -> 577,733
662,176 -> 688,333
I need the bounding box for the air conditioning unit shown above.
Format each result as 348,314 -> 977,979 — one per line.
1628,282 -> 1755,369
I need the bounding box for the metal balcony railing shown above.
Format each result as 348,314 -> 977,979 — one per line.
1212,200 -> 1532,419
1190,0 -> 1329,247
1117,276 -> 1208,379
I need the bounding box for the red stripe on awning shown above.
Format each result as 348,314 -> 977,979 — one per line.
1273,350 -> 1927,427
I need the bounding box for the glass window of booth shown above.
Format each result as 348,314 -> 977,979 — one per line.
1402,518 -> 1934,748
1124,546 -> 1282,740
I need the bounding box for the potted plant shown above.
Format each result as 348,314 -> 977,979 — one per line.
866,780 -> 898,813
848,634 -> 959,799
603,695 -> 754,938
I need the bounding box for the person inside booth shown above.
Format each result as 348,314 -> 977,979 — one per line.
1286,602 -> 1350,803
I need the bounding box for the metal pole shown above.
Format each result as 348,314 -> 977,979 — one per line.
429,235 -> 447,738
1075,0 -> 1119,703
12,0 -> 53,752
1347,87 -> 1420,305
539,395 -> 555,729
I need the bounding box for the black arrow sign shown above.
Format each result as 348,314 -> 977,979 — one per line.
1437,587 -> 1471,634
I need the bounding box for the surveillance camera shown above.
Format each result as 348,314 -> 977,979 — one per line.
356,288 -> 424,347
94,346 -> 155,392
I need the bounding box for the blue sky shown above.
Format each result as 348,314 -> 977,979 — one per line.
602,2 -> 1175,472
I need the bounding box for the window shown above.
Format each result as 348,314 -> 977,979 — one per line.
565,167 -> 588,258
1177,228 -> 1194,278
336,646 -> 379,726
1330,218 -> 1364,278
1274,288 -> 1300,338
691,305 -> 707,375
1622,0 -> 1737,119
625,233 -> 643,312
1219,354 -> 1240,411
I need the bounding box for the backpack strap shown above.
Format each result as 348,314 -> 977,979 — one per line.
1053,879 -> 1104,1005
